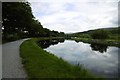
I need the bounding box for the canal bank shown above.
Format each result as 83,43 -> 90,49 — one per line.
20,38 -> 94,78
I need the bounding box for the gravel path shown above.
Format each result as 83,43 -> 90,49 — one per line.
2,39 -> 29,78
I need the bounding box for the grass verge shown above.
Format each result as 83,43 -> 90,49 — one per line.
20,38 -> 95,78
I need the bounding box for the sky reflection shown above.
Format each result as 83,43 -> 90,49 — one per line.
44,40 -> 118,78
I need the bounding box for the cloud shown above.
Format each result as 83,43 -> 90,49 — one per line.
118,2 -> 120,26
29,0 -> 118,33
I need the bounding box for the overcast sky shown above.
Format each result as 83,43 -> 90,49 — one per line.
28,0 -> 119,33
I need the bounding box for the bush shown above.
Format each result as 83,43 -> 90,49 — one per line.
79,34 -> 91,38
90,29 -> 109,39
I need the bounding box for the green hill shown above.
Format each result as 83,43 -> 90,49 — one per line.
66,27 -> 120,40
66,27 -> 120,39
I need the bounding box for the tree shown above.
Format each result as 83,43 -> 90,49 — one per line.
27,19 -> 44,37
2,2 -> 34,40
90,29 -> 109,39
59,32 -> 65,37
2,2 -> 65,42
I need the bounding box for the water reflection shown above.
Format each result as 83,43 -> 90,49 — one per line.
42,40 -> 118,78
75,40 -> 79,43
90,44 -> 108,53
37,38 -> 65,48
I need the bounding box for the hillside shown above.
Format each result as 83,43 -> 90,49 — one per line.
66,27 -> 120,39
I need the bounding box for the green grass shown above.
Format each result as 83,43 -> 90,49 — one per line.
20,38 -> 96,78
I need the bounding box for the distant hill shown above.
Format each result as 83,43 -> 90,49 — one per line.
71,27 -> 120,35
67,27 -> 120,39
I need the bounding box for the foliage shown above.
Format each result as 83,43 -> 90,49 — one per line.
67,27 -> 119,40
90,29 -> 109,39
2,2 -> 65,43
2,2 -> 34,39
65,33 -> 91,39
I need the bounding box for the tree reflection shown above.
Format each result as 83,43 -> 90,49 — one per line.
37,38 -> 65,48
90,43 -> 108,53
75,40 -> 79,43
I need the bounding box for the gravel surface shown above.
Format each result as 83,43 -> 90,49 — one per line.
2,39 -> 29,78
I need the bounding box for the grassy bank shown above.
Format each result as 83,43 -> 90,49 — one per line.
20,38 -> 95,78
69,37 -> 120,47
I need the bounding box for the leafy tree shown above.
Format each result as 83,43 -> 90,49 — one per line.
2,2 -> 65,42
59,32 -> 65,37
27,19 -> 44,37
2,2 -> 34,40
90,29 -> 109,39
42,28 -> 51,37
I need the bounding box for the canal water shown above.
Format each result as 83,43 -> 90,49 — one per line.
37,39 -> 119,78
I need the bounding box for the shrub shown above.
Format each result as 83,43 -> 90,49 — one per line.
90,29 -> 109,39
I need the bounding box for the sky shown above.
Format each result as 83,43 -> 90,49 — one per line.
28,0 -> 119,33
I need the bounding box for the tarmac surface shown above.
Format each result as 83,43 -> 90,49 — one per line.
2,39 -> 28,78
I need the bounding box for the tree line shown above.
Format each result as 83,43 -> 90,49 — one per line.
2,2 -> 65,42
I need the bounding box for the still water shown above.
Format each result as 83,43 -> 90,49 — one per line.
38,39 -> 119,78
